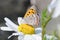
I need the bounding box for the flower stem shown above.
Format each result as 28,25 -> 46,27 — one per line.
42,15 -> 52,40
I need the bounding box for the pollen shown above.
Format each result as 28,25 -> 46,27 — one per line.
18,24 -> 35,34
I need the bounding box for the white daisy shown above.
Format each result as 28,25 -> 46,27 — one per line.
48,0 -> 60,18
0,17 -> 42,40
0,17 -> 57,40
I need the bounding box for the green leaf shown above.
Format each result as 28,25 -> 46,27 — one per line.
42,8 -> 47,17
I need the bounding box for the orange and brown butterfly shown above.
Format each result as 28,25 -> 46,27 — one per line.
18,6 -> 40,34
24,6 -> 37,18
23,5 -> 40,27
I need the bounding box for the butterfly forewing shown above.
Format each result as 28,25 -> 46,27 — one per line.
24,6 -> 37,18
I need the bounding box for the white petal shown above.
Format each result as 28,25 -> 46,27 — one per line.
52,11 -> 60,18
0,27 -> 13,31
24,34 -> 42,40
5,22 -> 18,32
48,0 -> 57,12
18,17 -> 27,25
5,22 -> 12,28
4,17 -> 18,29
8,34 -> 13,39
45,34 -> 57,40
8,33 -> 19,39
8,32 -> 24,39
17,32 -> 24,40
35,27 -> 42,34
32,35 -> 42,40
35,27 -> 42,30
24,35 -> 36,40
52,0 -> 60,18
18,17 -> 23,25
18,35 -> 24,40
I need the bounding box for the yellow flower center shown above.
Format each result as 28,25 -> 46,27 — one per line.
18,24 -> 35,34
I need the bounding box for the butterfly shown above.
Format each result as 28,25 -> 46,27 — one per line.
17,5 -> 40,34
23,5 -> 40,27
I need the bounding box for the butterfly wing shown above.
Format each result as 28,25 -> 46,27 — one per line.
24,5 -> 37,18
24,5 -> 40,27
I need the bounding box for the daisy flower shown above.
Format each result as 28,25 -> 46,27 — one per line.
48,0 -> 60,18
0,17 -> 42,40
0,17 -> 58,40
